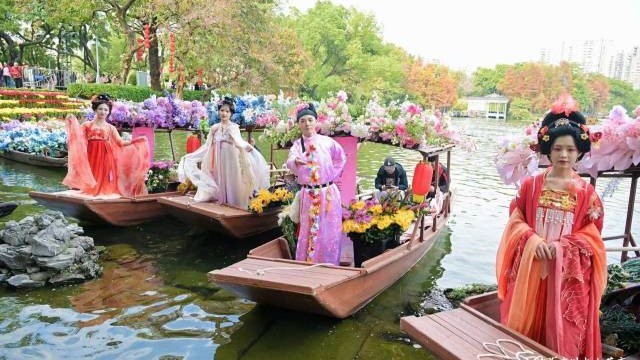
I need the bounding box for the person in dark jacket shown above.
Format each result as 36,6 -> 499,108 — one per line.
427,155 -> 450,198
374,157 -> 408,200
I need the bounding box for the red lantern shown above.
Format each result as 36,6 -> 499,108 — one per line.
186,133 -> 201,153
143,24 -> 151,49
136,38 -> 144,62
412,161 -> 433,203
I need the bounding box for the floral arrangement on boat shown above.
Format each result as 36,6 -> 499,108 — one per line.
364,94 -> 475,150
342,192 -> 431,266
0,120 -> 67,157
248,187 -> 295,214
81,92 -> 207,130
495,104 -> 640,186
145,160 -> 178,193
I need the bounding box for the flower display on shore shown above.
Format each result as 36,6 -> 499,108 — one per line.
81,93 -> 207,130
495,104 -> 640,186
0,120 -> 67,157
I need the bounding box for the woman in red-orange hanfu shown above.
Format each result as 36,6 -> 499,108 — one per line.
63,94 -> 149,197
496,96 -> 606,359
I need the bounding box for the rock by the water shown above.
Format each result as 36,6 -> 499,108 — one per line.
0,211 -> 102,289
7,274 -> 44,288
0,244 -> 31,270
0,202 -> 18,218
49,272 -> 86,285
35,249 -> 76,271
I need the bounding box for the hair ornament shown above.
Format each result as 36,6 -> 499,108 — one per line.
550,94 -> 578,116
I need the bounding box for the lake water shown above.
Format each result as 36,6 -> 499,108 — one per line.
0,118 -> 637,359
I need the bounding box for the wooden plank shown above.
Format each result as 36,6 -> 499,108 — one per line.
401,315 -> 480,360
460,303 -> 558,357
239,258 -> 360,280
434,310 -> 545,357
215,261 -> 351,288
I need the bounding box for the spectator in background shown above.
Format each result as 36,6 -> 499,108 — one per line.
0,62 -> 4,87
3,63 -> 14,87
10,62 -> 23,88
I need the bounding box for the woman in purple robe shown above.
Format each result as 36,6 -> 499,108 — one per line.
287,103 -> 346,265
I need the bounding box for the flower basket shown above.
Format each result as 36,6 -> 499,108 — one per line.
350,228 -> 401,267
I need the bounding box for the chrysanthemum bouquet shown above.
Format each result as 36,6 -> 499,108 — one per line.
248,187 -> 295,214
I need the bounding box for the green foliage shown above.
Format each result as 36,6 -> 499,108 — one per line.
292,1 -> 407,100
451,99 -> 468,112
67,84 -> 154,101
621,258 -> 640,282
472,65 -> 507,95
443,284 -> 497,307
508,97 -> 533,120
280,215 -> 297,257
67,83 -> 211,102
607,79 -> 640,112
600,305 -> 640,354
606,263 -> 630,294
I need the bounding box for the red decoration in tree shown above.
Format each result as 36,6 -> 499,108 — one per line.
196,68 -> 204,86
169,33 -> 176,74
411,161 -> 433,203
136,38 -> 144,62
143,24 -> 151,49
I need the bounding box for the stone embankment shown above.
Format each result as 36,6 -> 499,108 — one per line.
0,210 -> 102,288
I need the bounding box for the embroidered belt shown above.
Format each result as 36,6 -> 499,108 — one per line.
301,181 -> 334,189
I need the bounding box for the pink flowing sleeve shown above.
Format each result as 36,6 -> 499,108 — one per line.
286,139 -> 303,176
62,118 -> 96,191
329,138 -> 346,181
110,126 -> 150,197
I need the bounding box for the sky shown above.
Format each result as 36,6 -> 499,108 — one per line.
286,0 -> 640,72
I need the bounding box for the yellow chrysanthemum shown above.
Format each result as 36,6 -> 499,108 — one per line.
370,204 -> 383,216
350,201 -> 365,210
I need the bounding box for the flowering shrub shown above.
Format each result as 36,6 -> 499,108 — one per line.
494,104 -> 640,185
145,160 -> 177,193
0,120 -> 67,157
342,193 -> 430,244
82,93 -> 207,130
249,187 -> 294,214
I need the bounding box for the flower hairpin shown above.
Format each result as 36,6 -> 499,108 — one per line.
552,118 -> 570,127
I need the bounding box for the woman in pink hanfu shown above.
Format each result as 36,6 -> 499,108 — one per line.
496,96 -> 606,359
287,103 -> 346,265
63,94 -> 149,197
177,97 -> 269,209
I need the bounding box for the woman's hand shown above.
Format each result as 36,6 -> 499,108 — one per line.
294,157 -> 306,166
534,242 -> 554,260
245,144 -> 253,152
65,114 -> 77,122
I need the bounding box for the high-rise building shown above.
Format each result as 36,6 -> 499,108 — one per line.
626,46 -> 640,90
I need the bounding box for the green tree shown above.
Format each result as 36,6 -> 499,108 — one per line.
291,1 -> 408,100
472,65 -> 507,95
607,79 -> 640,113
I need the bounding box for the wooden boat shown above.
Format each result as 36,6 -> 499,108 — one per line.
0,202 -> 18,218
157,195 -> 280,238
208,193 -> 451,318
29,190 -> 181,226
400,291 -> 560,359
0,150 -> 67,167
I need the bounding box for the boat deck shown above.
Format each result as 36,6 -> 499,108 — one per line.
158,195 -> 252,217
213,257 -> 363,295
401,307 -> 556,360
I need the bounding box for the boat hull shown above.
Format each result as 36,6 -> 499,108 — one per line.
1,150 -> 67,167
29,191 -> 180,226
210,208 -> 449,318
158,195 -> 280,238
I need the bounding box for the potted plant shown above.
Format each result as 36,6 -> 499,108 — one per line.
342,192 -> 430,267
145,160 -> 176,193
